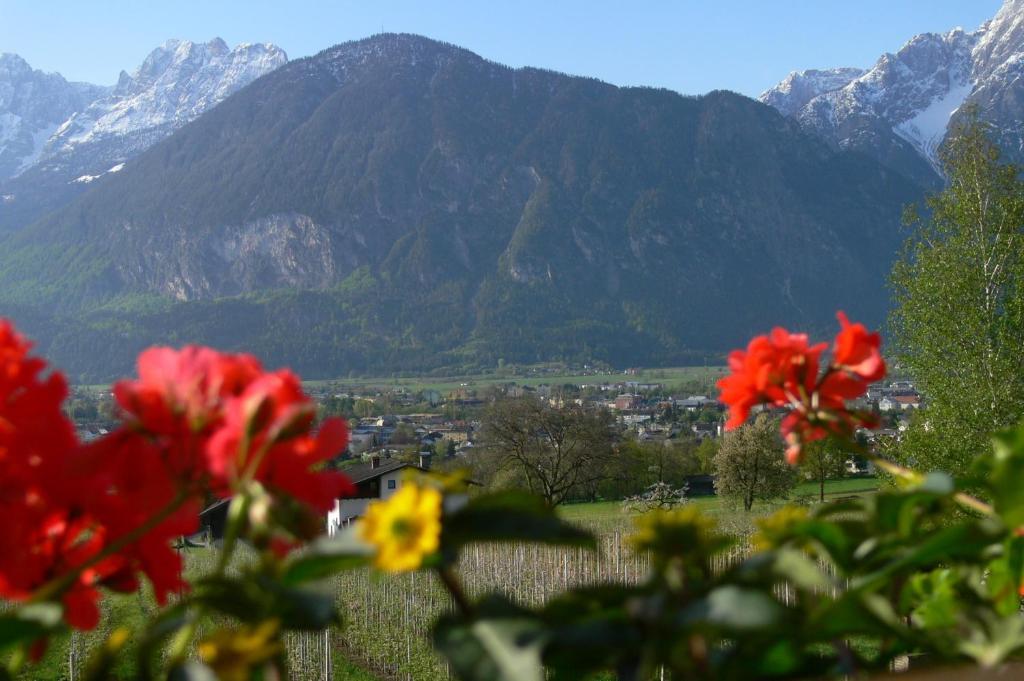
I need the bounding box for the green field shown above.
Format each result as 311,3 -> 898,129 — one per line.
304,365 -> 728,394
559,477 -> 881,524
76,365 -> 727,395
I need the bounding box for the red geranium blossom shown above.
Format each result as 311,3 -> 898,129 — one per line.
95,348 -> 352,575
0,329 -> 354,633
0,320 -> 102,628
718,312 -> 885,465
76,432 -> 200,603
833,311 -> 886,382
717,328 -> 826,430
205,370 -> 354,513
111,346 -> 263,484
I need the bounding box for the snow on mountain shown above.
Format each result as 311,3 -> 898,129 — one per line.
760,0 -> 1024,176
0,54 -> 107,180
40,38 -> 287,167
0,38 -> 287,232
759,67 -> 865,118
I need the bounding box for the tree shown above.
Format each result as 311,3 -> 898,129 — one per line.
355,399 -> 377,418
598,440 -> 698,501
480,396 -> 615,506
390,423 -> 419,445
713,414 -> 797,511
800,438 -> 846,502
694,437 -> 719,474
890,115 -> 1024,474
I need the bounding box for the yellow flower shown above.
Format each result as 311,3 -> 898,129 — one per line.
753,505 -> 810,551
630,505 -> 724,556
198,620 -> 283,681
358,483 -> 443,572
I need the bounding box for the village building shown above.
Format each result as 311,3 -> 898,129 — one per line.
326,453 -> 434,534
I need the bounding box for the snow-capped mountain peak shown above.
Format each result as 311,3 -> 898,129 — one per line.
0,54 -> 107,179
43,38 -> 287,160
758,67 -> 865,118
760,0 -> 1024,179
0,38 -> 288,233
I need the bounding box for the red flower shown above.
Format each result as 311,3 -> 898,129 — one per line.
205,371 -> 353,513
833,311 -> 886,382
112,347 -> 262,484
718,313 -> 886,466
0,329 -> 355,634
0,320 -> 103,628
717,328 -> 826,430
76,432 -> 199,604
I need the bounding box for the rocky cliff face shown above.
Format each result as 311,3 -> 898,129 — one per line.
761,0 -> 1024,179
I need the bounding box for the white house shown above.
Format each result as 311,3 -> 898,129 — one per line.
326,454 -> 432,535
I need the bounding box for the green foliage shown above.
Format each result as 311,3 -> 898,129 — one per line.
713,414 -> 798,511
426,421 -> 1024,680
694,437 -> 719,474
891,115 -> 1024,475
441,491 -> 596,552
800,438 -> 848,502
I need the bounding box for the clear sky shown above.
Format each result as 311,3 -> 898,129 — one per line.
0,0 -> 1003,97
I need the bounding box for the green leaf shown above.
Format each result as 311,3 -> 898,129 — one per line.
0,603 -> 63,651
192,575 -> 340,630
268,583 -> 340,631
433,597 -> 546,681
808,592 -> 903,639
958,611 -> 1024,666
871,490 -> 947,536
134,604 -> 190,681
539,586 -> 642,673
772,548 -> 833,591
988,425 -> 1024,529
192,576 -> 268,621
681,586 -> 785,631
851,519 -> 1004,591
282,526 -> 373,585
443,491 -> 596,551
914,472 -> 956,495
905,569 -> 959,630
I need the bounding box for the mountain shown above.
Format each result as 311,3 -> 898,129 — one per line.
760,0 -> 1024,181
759,67 -> 865,118
0,38 -> 286,231
0,54 -> 107,181
0,34 -> 926,382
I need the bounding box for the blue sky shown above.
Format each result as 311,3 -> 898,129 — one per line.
0,1 -> 1002,97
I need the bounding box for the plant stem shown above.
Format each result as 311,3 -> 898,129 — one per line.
169,489 -> 251,666
437,566 -> 473,616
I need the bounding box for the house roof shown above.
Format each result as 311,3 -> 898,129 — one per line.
343,459 -> 424,484
200,497 -> 231,517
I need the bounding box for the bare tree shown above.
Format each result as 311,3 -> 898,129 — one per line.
480,396 -> 614,506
